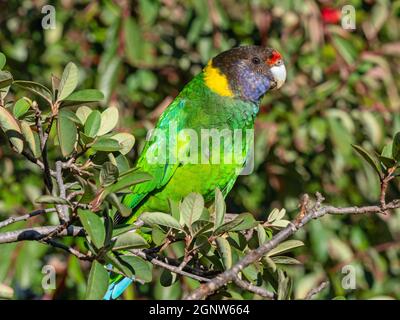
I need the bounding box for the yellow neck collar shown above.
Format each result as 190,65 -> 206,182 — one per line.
203,61 -> 234,97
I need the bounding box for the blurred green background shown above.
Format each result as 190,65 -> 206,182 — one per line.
1,0 -> 400,299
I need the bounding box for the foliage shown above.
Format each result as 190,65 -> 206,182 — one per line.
1,0 -> 400,300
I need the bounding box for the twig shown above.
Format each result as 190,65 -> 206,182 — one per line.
233,275 -> 275,299
379,167 -> 395,214
44,239 -> 93,261
0,225 -> 84,244
55,161 -> 69,224
0,208 -> 56,229
130,249 -> 212,283
305,280 -> 329,300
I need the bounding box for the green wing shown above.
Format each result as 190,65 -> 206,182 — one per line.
121,97 -> 187,211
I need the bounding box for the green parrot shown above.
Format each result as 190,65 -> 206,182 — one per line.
104,45 -> 286,299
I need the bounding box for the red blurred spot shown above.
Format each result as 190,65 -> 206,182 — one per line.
267,50 -> 282,66
321,7 -> 341,24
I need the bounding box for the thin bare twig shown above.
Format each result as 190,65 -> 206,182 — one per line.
0,208 -> 56,229
55,161 -> 69,224
0,225 -> 84,244
305,280 -> 329,300
233,275 -> 275,299
44,239 -> 93,261
130,249 -> 212,283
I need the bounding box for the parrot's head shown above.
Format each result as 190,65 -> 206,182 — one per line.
203,46 -> 286,102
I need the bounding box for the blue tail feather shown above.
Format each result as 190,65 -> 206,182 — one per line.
103,276 -> 133,300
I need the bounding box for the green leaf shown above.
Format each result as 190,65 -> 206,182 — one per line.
58,62 -> 79,101
352,144 -> 381,176
13,80 -> 52,104
271,219 -> 290,228
111,133 -> 135,155
105,171 -> 152,194
100,162 -> 119,187
84,110 -> 101,137
152,226 -> 167,246
271,256 -> 302,265
112,224 -> 137,238
86,261 -> 109,300
76,106 -> 92,125
78,209 -> 106,249
91,137 -> 121,152
216,237 -> 232,269
392,132 -> 400,161
212,188 -> 225,230
13,98 -> 31,119
168,198 -> 180,221
332,36 -> 357,65
118,255 -> 152,283
35,195 -> 70,205
64,89 -> 104,102
0,106 -> 23,153
213,215 -> 245,235
180,193 -> 204,230
0,71 -> 13,89
112,231 -> 149,250
267,208 -> 286,222
57,109 -> 77,157
140,212 -> 182,230
257,224 -> 266,246
191,220 -> 213,238
97,107 -> 119,136
230,213 -> 258,231
0,53 -> 5,70
378,156 -> 396,169
267,240 -> 304,257
21,121 -> 41,158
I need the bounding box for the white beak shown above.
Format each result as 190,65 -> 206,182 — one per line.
270,63 -> 286,90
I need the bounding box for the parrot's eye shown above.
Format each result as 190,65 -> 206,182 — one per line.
251,57 -> 261,65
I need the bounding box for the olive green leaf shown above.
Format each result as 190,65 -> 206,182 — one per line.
57,109 -> 77,157
140,212 -> 182,230
111,133 -> 135,155
78,209 -> 106,249
76,106 -> 92,124
84,110 -> 101,137
13,98 -> 31,119
392,132 -> 400,161
58,62 -> 79,101
13,80 -> 52,104
216,237 -> 232,269
352,144 -> 381,177
0,107 -> 23,153
112,232 -> 149,250
267,240 -> 304,257
180,193 -> 204,230
0,53 -> 6,70
86,261 -> 109,300
97,106 -> 119,136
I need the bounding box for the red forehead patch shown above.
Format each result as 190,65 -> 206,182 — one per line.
267,50 -> 282,66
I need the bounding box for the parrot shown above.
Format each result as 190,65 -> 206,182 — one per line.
103,45 -> 286,300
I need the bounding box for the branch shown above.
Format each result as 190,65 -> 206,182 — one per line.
130,249 -> 213,283
184,195 -> 400,300
44,239 -> 92,261
233,275 -> 275,299
54,161 -> 69,224
0,208 -> 56,229
0,225 -> 84,244
305,280 -> 329,300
